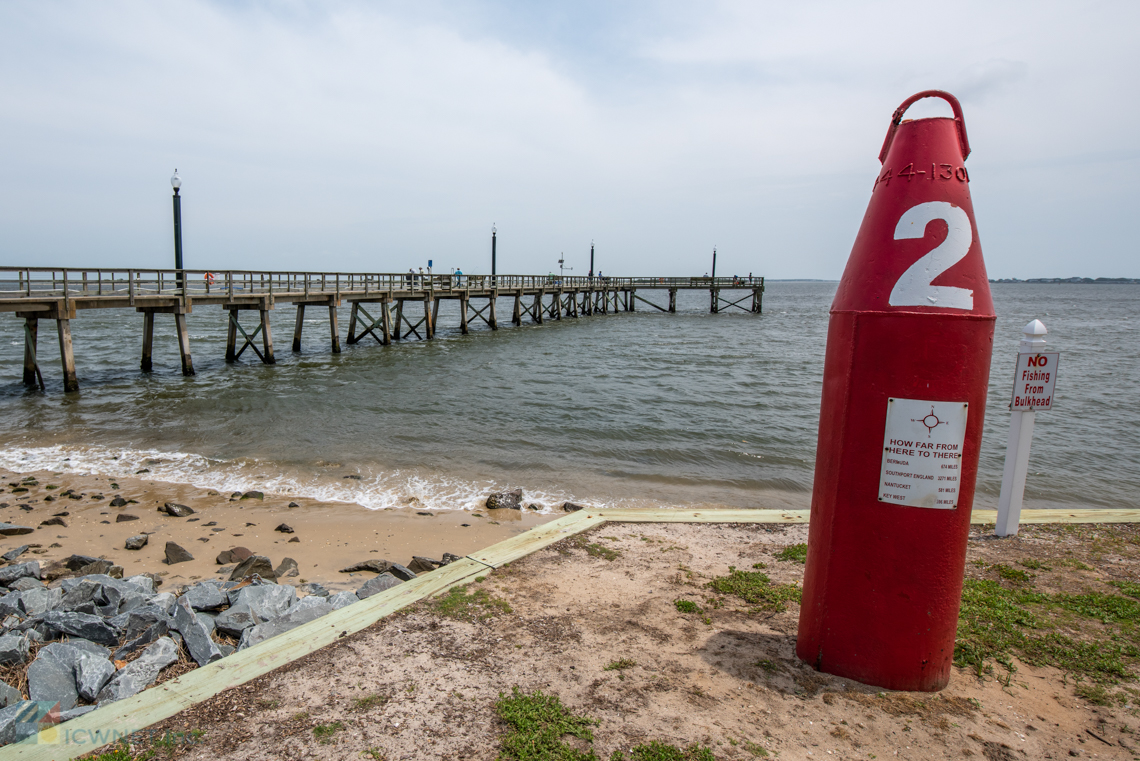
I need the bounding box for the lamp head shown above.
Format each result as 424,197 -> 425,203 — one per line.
171,169 -> 181,191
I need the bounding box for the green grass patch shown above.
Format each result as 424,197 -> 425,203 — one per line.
775,544 -> 807,564
584,543 -> 621,561
1018,558 -> 1050,571
991,564 -> 1034,584
674,599 -> 701,614
954,578 -> 1140,682
1111,580 -> 1140,599
313,720 -> 345,743
495,687 -> 598,760
707,568 -> 801,611
604,658 -> 637,671
618,740 -> 716,761
432,584 -> 512,622
352,694 -> 389,711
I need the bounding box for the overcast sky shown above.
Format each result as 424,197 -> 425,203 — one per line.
1,1 -> 1136,279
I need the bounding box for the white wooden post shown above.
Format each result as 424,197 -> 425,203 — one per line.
995,319 -> 1048,537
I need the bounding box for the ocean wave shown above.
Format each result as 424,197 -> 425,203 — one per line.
0,444 -> 599,514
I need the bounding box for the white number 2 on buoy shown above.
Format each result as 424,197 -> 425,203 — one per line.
888,201 -> 974,311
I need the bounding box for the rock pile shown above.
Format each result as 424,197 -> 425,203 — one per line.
0,548 -> 460,746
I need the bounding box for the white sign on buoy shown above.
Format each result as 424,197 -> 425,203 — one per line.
995,319 -> 1059,537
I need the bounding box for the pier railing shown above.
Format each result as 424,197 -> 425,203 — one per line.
0,268 -> 763,301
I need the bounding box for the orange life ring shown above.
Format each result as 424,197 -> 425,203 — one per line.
204,272 -> 215,285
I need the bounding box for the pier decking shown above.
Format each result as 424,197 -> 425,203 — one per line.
0,268 -> 764,392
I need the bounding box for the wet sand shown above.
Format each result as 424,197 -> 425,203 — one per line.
0,467 -> 558,591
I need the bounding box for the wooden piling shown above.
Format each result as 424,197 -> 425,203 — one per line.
628,290 -> 635,312
669,289 -> 677,313
57,318 -> 78,393
22,317 -> 39,387
380,300 -> 392,345
225,309 -> 238,361
394,300 -> 404,340
174,312 -> 194,376
292,305 -> 305,352
533,292 -> 543,325
328,305 -> 341,353
140,311 -> 154,372
512,292 -> 522,326
459,296 -> 469,334
710,289 -> 718,314
489,294 -> 498,330
426,297 -> 436,340
259,309 -> 275,364
346,303 -> 359,345
752,285 -> 764,314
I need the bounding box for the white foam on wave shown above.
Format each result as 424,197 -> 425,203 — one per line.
0,444 -> 598,514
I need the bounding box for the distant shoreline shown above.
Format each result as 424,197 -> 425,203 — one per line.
990,277 -> 1140,284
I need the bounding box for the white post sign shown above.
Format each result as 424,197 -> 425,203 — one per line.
878,398 -> 969,509
996,319 -> 1058,537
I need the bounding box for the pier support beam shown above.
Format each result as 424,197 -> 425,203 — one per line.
512,292 -> 522,326
293,305 -> 305,352
226,309 -> 238,361
259,309 -> 275,364
57,318 -> 78,393
710,289 -> 719,314
174,313 -> 195,375
347,303 -> 359,345
533,292 -> 543,325
669,289 -> 677,313
380,301 -> 392,345
628,290 -> 635,312
141,312 -> 154,372
751,286 -> 764,314
329,305 -> 341,353
489,294 -> 498,330
426,297 -> 436,339
459,296 -> 469,334
22,317 -> 42,389
393,300 -> 404,340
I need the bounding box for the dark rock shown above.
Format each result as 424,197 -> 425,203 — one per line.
273,558 -> 299,578
298,582 -> 329,597
339,560 -> 416,580
41,611 -> 120,646
109,496 -> 128,507
52,511 -> 69,517
160,502 -> 195,517
75,653 -> 115,702
0,634 -> 29,665
1,545 -> 29,562
171,597 -> 222,667
164,542 -> 193,565
61,705 -> 96,721
0,700 -> 47,745
485,488 -> 523,510
216,546 -> 253,565
275,523 -> 294,534
0,681 -> 20,708
407,556 -> 441,574
39,517 -> 67,527
76,559 -> 114,576
96,637 -> 178,703
17,586 -> 59,616
288,537 -> 300,543
240,491 -> 264,501
0,562 -> 39,585
184,583 -> 226,611
41,554 -> 102,581
562,502 -> 586,512
115,513 -> 139,523
441,552 -> 462,565
8,577 -> 42,592
343,475 -> 361,480
328,591 -> 359,609
111,620 -> 168,659
125,534 -> 149,551
28,645 -> 83,710
0,523 -> 34,536
230,555 -> 276,582
357,572 -> 403,599
526,503 -> 542,511
287,502 -> 299,508
238,599 -> 334,650
214,585 -> 296,637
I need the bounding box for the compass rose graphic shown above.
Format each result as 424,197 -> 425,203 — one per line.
913,406 -> 948,435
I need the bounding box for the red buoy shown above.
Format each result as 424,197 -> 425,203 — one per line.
795,91 -> 995,692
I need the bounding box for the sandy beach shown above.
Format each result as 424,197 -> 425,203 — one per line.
100,518 -> 1140,761
0,466 -> 558,591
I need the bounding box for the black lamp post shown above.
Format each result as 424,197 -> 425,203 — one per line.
171,169 -> 184,289
711,247 -> 717,280
491,224 -> 497,284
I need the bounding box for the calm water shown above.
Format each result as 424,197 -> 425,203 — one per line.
0,283 -> 1135,513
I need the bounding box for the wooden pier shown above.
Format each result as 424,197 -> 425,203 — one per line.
0,268 -> 764,392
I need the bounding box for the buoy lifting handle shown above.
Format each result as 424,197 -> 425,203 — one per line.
878,90 -> 971,164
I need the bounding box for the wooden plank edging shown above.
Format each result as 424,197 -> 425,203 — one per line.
3,505 -> 1138,758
